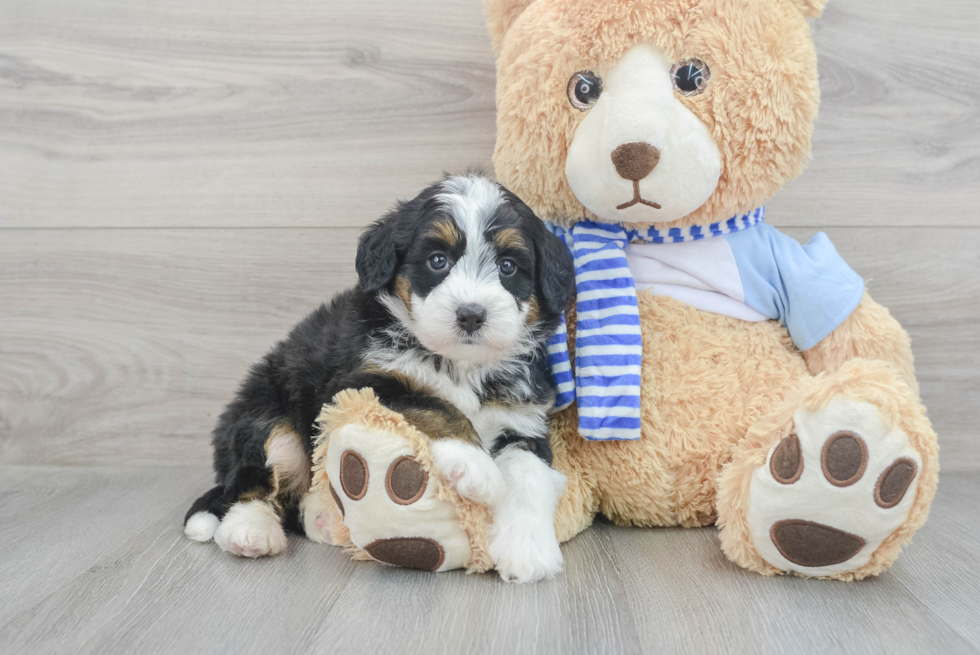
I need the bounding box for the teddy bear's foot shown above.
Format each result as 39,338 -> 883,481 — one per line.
744,396 -> 922,577
310,388 -> 494,574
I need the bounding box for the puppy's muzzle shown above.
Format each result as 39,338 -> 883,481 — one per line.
456,304 -> 487,334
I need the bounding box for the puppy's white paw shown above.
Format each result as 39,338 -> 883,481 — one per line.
184,511 -> 220,542
214,500 -> 287,558
431,439 -> 504,506
489,448 -> 567,583
490,522 -> 564,584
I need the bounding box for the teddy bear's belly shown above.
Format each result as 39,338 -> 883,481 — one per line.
556,292 -> 808,529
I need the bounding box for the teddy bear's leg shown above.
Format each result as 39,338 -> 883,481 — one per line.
308,388 -> 494,574
716,359 -> 938,580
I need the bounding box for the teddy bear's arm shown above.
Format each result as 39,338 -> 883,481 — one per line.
802,291 -> 919,397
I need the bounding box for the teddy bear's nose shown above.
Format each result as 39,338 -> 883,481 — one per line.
611,142 -> 661,181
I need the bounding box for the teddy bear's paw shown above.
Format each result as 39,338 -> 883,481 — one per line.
319,422 -> 476,572
214,500 -> 288,558
747,396 -> 921,576
431,439 -> 505,507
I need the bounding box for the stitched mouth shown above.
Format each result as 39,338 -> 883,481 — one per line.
616,180 -> 661,210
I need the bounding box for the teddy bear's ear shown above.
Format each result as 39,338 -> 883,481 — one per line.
787,0 -> 827,18
484,0 -> 538,54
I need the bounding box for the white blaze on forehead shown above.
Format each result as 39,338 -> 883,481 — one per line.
565,42 -> 722,225
437,175 -> 505,270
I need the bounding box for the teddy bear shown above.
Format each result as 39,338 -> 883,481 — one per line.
484,0 -> 938,580
307,0 -> 938,582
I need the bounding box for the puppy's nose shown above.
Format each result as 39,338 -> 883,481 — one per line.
456,304 -> 487,334
611,142 -> 661,181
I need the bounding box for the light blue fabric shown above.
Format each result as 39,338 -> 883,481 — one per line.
723,224 -> 865,351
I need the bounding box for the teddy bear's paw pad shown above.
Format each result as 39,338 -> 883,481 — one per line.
386,456 -> 428,504
875,458 -> 918,509
214,500 -> 288,558
364,537 -> 446,571
769,520 -> 866,568
320,423 -> 474,572
747,396 -> 921,576
431,439 -> 504,507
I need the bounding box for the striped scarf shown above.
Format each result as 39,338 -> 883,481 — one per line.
546,207 -> 766,441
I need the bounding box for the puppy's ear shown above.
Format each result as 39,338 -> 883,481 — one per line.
505,193 -> 573,316
356,211 -> 404,293
534,224 -> 575,316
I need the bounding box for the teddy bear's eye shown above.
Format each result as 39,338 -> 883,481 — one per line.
567,71 -> 602,111
670,58 -> 711,96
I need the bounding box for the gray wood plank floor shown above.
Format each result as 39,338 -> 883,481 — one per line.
2,0 -> 979,653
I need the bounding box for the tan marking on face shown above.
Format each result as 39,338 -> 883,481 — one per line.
493,228 -> 527,252
427,220 -> 462,248
394,275 -> 412,310
264,422 -> 311,504
525,295 -> 540,326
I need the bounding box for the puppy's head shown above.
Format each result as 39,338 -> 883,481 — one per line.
356,174 -> 574,364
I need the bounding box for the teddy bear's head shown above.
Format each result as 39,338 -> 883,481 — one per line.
486,0 -> 824,228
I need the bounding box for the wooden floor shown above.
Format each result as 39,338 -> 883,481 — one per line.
1,0 -> 978,653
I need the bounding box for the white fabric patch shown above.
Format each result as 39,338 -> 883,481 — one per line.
625,237 -> 768,322
747,397 -> 921,576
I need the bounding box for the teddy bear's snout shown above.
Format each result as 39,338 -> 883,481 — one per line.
611,141 -> 660,181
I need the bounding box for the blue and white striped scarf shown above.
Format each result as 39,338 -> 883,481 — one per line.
546,207 -> 766,441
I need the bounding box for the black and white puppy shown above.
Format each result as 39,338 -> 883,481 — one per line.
183,174 -> 574,582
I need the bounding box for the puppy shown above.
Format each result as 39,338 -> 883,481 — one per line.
183,174 -> 574,583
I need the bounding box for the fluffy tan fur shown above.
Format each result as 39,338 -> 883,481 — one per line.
487,0 -> 938,580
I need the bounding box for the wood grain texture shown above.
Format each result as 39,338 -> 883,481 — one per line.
2,227 -> 976,470
605,474 -> 980,654
1,467 -> 978,654
0,465 -> 207,627
0,0 -> 977,229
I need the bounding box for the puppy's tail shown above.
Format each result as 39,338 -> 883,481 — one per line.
183,485 -> 227,542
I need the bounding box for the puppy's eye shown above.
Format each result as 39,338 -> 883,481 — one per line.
567,71 -> 602,111
498,258 -> 517,277
670,58 -> 710,96
428,252 -> 450,272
